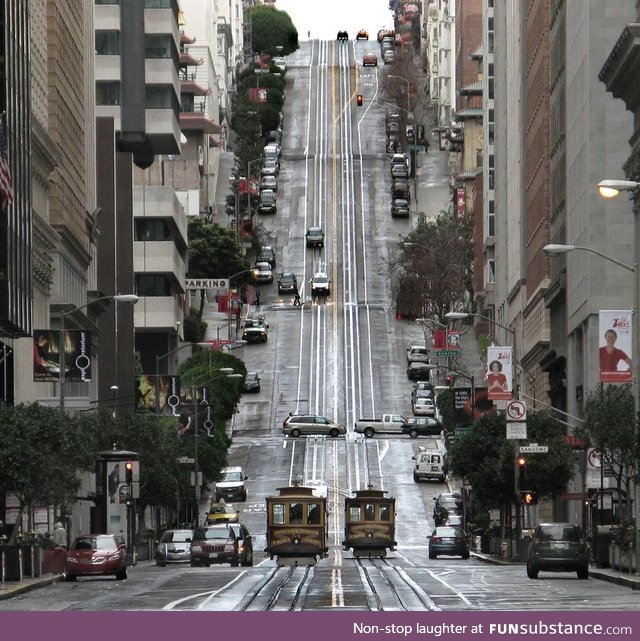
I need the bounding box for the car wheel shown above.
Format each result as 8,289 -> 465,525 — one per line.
242,491 -> 247,502
577,565 -> 589,580
115,567 -> 127,580
231,556 -> 240,568
413,472 -> 420,482
526,562 -> 539,579
329,428 -> 339,437
409,429 -> 418,438
461,551 -> 470,560
291,428 -> 301,438
428,551 -> 437,559
63,569 -> 76,582
204,561 -> 211,568
363,427 -> 375,438
156,561 -> 166,568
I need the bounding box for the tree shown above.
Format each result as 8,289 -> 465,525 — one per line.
187,219 -> 251,317
0,404 -> 97,543
388,214 -> 474,320
449,410 -> 574,518
579,384 -> 638,521
248,5 -> 299,55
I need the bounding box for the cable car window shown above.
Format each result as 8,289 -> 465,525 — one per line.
273,504 -> 285,525
380,504 -> 390,521
365,504 -> 375,521
349,506 -> 361,522
290,502 -> 303,524
307,503 -> 321,524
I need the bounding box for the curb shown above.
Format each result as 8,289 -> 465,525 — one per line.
0,574 -> 61,601
589,569 -> 640,590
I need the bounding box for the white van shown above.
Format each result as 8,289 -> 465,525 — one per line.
412,446 -> 447,483
263,143 -> 281,159
214,466 -> 248,502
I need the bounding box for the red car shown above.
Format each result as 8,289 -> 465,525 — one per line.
63,534 -> 127,581
362,54 -> 378,67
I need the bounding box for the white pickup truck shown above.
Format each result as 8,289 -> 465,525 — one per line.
354,414 -> 408,438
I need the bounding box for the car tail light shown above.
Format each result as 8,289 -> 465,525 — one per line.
431,536 -> 441,543
456,537 -> 465,543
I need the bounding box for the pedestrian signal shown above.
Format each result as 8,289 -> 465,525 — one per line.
356,94 -> 364,106
521,490 -> 536,505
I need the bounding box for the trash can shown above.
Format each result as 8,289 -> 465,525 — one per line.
593,525 -> 612,568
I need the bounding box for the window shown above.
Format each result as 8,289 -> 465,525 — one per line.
349,506 -> 361,522
486,259 -> 496,284
95,31 -> 119,55
135,274 -> 171,296
365,504 -> 375,521
145,34 -> 172,59
289,503 -> 303,525
135,219 -> 170,241
380,504 -> 390,521
307,503 -> 320,524
273,504 -> 284,525
96,0 -> 120,4
96,81 -> 120,106
146,85 -> 176,109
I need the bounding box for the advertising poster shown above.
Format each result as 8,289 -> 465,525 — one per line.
178,386 -> 209,437
599,309 -> 633,383
486,345 -> 513,401
33,329 -> 92,383
136,375 -> 181,415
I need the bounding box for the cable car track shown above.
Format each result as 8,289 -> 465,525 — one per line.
239,565 -> 312,611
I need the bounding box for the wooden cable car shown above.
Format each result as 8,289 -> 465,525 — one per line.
265,485 -> 328,566
342,488 -> 396,558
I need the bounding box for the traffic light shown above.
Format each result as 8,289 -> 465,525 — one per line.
445,374 -> 454,388
521,490 -> 537,505
517,455 -> 527,487
125,461 -> 134,485
356,94 -> 363,106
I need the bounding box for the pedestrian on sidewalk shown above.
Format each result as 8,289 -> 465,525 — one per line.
254,289 -> 261,307
53,522 -> 67,550
424,138 -> 430,153
293,289 -> 301,306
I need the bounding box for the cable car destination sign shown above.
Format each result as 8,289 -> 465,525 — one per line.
185,278 -> 229,290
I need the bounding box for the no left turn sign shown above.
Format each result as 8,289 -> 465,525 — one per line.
506,400 -> 526,421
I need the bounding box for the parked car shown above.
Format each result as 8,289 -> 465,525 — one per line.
383,50 -> 395,65
412,397 -> 436,416
64,534 -> 127,581
391,153 -> 407,167
260,175 -> 278,193
433,492 -> 463,525
253,261 -> 273,283
391,198 -> 410,218
407,361 -> 432,380
282,414 -> 347,437
155,529 -> 193,567
260,158 -> 279,176
403,416 -> 444,438
258,245 -> 276,268
258,189 -> 277,215
278,271 -> 298,294
190,523 -> 253,567
243,371 -> 261,393
392,178 -> 410,199
412,447 -> 447,482
428,526 -> 469,559
356,29 -> 369,40
391,163 -> 409,178
527,523 -> 590,579
311,271 -> 330,297
362,54 -> 378,67
306,226 -> 325,248
272,56 -> 286,71
407,345 -> 429,363
337,30 -> 349,40
377,29 -> 395,43
411,380 -> 434,400
205,502 -> 239,524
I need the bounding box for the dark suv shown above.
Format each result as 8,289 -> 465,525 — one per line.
278,272 -> 297,294
190,523 -> 253,567
527,523 -> 590,579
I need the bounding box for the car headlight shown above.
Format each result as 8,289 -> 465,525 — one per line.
107,553 -> 122,561
191,545 -> 202,552
66,556 -> 78,564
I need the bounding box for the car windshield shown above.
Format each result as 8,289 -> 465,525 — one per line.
314,276 -> 328,284
222,471 -> 243,482
209,505 -> 234,514
195,527 -> 232,540
434,528 -> 459,537
160,530 -> 192,543
73,536 -> 116,550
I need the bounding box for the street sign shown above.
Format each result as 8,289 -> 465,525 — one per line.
454,426 -> 472,438
176,457 -> 195,464
185,278 -> 229,290
435,349 -> 459,357
506,422 -> 527,440
506,400 -> 526,422
519,443 -> 549,454
408,144 -> 425,151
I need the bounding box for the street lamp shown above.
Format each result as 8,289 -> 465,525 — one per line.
59,294 -> 139,411
155,342 -> 213,378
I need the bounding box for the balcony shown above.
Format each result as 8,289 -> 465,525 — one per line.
179,102 -> 220,134
134,296 -> 183,331
134,240 -> 186,282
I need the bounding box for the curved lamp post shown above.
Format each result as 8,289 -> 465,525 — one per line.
59,294 -> 138,411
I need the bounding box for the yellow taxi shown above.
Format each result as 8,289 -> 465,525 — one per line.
206,501 -> 239,524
